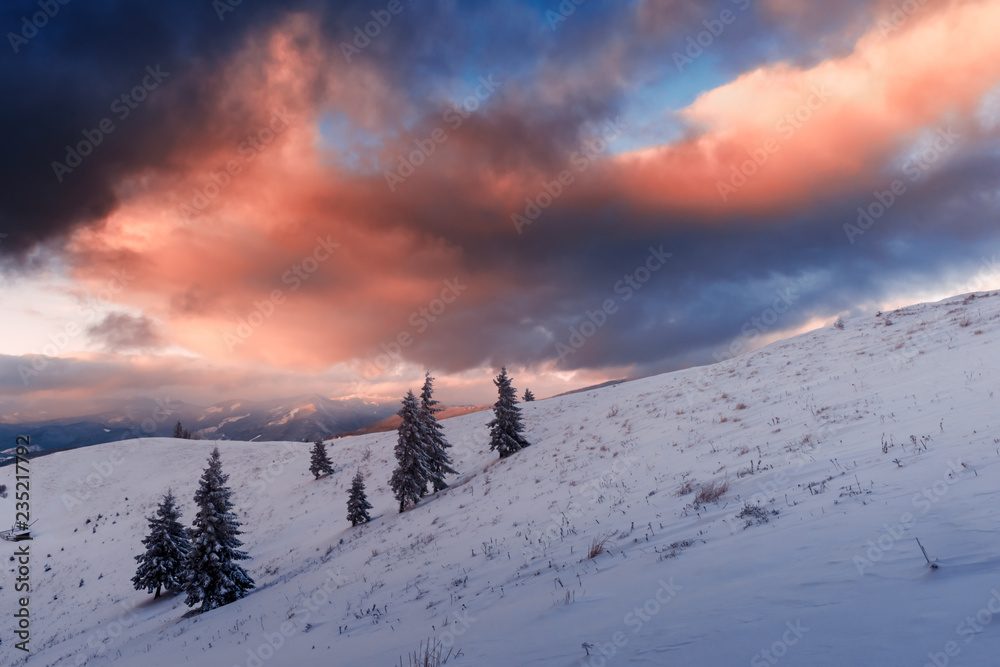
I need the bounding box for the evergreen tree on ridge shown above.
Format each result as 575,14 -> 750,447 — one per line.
390,391 -> 429,512
418,372 -> 457,493
309,439 -> 335,479
488,366 -> 531,458
132,489 -> 190,599
347,470 -> 373,526
184,447 -> 255,612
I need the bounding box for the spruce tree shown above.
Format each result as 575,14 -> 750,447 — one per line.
132,490 -> 190,598
522,388 -> 535,402
309,439 -> 335,479
347,471 -> 373,526
173,421 -> 184,438
419,372 -> 457,493
185,447 -> 254,612
488,367 -> 531,458
390,391 -> 428,512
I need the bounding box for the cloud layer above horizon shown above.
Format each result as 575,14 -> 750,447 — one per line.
2,0 -> 1000,414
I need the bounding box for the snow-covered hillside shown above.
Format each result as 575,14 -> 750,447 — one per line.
3,291 -> 999,666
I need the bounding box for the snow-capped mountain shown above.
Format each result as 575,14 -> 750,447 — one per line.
0,394 -> 397,458
182,394 -> 397,442
2,290 -> 999,665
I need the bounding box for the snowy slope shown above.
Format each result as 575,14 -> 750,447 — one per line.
2,291 -> 1000,667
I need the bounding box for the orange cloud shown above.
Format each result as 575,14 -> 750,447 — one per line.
65,16 -> 471,370
605,0 -> 1000,215
60,0 -> 1000,380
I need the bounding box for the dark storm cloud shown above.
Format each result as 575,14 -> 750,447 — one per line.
0,0 -> 304,255
86,311 -> 163,351
0,0 -> 508,257
379,131 -> 1000,375
3,0 -> 998,399
0,0 -> 889,260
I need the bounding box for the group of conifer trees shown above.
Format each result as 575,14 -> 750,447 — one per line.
309,437 -> 373,527
389,372 -> 458,512
132,447 -> 254,612
390,367 -> 531,512
132,367 -> 535,613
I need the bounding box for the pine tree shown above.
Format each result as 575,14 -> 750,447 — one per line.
173,421 -> 184,438
390,391 -> 428,512
347,471 -> 373,526
419,372 -> 457,493
309,439 -> 335,479
132,490 -> 190,598
488,367 -> 531,458
185,447 -> 254,612
522,388 -> 535,402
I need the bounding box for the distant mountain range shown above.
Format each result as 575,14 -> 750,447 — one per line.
0,394 -> 397,458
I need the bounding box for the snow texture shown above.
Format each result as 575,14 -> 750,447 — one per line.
2,291 -> 1000,666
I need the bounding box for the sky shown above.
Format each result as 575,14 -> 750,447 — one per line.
1,0 -> 1000,420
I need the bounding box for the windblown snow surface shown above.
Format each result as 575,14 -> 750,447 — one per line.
3,291 -> 1000,667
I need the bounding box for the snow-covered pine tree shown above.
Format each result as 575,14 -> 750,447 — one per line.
347,470 -> 373,526
173,421 -> 184,438
419,372 -> 457,493
488,366 -> 531,458
184,447 -> 255,612
309,439 -> 335,479
132,489 -> 190,598
522,388 -> 535,402
390,391 -> 428,512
